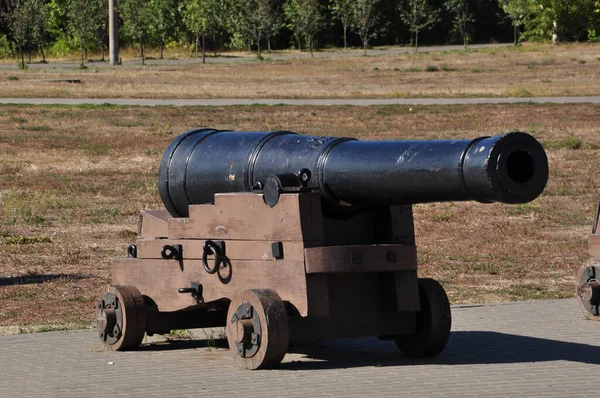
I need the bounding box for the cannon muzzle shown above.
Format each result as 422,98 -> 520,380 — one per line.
159,129 -> 548,217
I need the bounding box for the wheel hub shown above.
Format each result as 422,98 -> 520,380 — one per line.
97,293 -> 124,343
229,303 -> 261,358
577,266 -> 600,316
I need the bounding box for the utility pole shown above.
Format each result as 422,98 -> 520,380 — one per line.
109,0 -> 119,65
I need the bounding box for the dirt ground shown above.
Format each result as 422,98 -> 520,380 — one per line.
0,103 -> 598,331
0,43 -> 599,100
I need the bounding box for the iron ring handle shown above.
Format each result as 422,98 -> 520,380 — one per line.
202,240 -> 221,274
161,245 -> 180,260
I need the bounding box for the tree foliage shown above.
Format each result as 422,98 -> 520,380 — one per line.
183,0 -> 224,62
399,0 -> 440,52
351,0 -> 381,55
444,0 -> 474,49
498,0 -> 532,45
120,0 -> 152,64
1,0 -> 600,63
330,0 -> 354,49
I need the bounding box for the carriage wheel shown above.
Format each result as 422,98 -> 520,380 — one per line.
576,264 -> 600,320
395,278 -> 452,357
96,285 -> 147,351
226,289 -> 289,370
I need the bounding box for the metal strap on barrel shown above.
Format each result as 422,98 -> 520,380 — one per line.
246,131 -> 297,192
315,137 -> 355,206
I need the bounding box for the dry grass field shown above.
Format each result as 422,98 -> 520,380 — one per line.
0,43 -> 599,99
0,103 -> 598,333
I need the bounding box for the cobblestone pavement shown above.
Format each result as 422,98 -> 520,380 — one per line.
0,299 -> 597,397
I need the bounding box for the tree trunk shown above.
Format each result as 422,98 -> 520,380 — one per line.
514,24 -> 517,46
296,29 -> 301,51
202,34 -> 206,64
257,32 -> 262,58
267,35 -> 271,51
462,22 -> 467,50
363,39 -> 367,56
27,48 -> 31,61
195,34 -> 200,54
19,44 -> 25,69
343,24 -> 347,49
309,36 -> 313,58
80,46 -> 85,68
101,43 -> 105,62
160,42 -> 164,59
40,46 -> 46,63
415,30 -> 419,53
213,34 -> 217,56
139,36 -> 145,65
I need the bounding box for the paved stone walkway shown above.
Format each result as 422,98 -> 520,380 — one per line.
0,44 -> 508,69
0,298 -> 597,397
1,96 -> 600,107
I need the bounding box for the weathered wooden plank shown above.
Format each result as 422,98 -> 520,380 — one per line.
136,239 -> 305,261
590,234 -> 600,260
138,209 -> 171,238
111,257 -> 308,315
304,244 -> 417,273
167,193 -> 320,242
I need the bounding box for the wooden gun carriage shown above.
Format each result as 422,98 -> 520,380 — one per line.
96,128 -> 548,369
576,197 -> 600,320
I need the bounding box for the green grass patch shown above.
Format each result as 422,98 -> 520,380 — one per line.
425,65 -> 439,72
7,75 -> 18,81
509,87 -> 533,97
17,125 -> 51,132
83,140 -> 112,156
9,116 -> 27,124
4,234 -> 52,245
506,201 -> 540,216
440,65 -> 458,72
433,211 -> 456,222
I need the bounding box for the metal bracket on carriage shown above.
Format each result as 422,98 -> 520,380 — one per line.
260,169 -> 312,207
178,282 -> 204,303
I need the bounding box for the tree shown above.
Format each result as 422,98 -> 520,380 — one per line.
444,0 -> 474,50
399,0 -> 439,52
284,0 -> 321,57
351,0 -> 380,56
24,0 -> 49,62
120,0 -> 152,64
330,0 -> 354,49
2,0 -> 28,68
68,0 -> 101,67
262,0 -> 284,51
283,0 -> 302,50
498,0 -> 531,45
148,0 -> 178,59
183,0 -> 223,63
92,0 -> 109,61
522,0 -> 596,42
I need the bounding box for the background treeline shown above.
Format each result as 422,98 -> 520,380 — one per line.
1,0 -> 600,66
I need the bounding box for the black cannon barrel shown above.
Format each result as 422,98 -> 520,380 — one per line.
159,129 -> 548,217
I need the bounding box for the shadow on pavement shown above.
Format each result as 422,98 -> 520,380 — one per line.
0,273 -> 85,286
134,338 -> 228,352
131,330 -> 600,370
279,331 -> 600,370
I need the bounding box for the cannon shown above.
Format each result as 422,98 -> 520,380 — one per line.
576,196 -> 600,319
96,128 -> 548,369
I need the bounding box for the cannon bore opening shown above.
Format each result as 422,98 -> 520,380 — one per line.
506,150 -> 535,184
